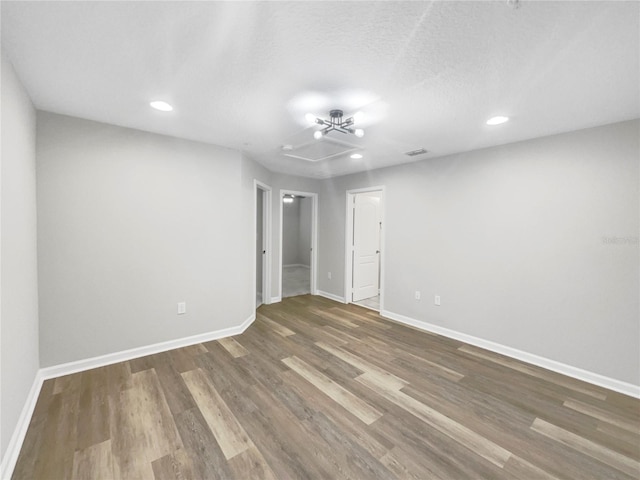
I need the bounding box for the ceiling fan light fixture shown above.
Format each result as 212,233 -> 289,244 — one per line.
308,109 -> 364,139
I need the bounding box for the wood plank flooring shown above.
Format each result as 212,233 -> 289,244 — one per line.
12,295 -> 640,479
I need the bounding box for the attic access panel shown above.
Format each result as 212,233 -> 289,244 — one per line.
283,136 -> 360,162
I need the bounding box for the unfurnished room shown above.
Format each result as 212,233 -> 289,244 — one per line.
1,1 -> 639,479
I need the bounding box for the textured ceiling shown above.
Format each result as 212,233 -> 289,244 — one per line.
2,1 -> 638,178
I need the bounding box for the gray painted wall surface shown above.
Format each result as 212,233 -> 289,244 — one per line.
318,120 -> 639,385
298,197 -> 312,267
282,200 -> 301,266
282,197 -> 313,267
0,53 -> 40,460
240,154 -> 272,303
36,113 -> 254,367
256,189 -> 263,297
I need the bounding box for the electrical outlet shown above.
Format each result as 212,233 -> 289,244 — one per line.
177,302 -> 186,315
328,272 -> 332,280
435,295 -> 441,306
414,291 -> 421,300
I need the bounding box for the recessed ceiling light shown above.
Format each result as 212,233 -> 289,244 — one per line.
350,153 -> 363,159
150,101 -> 173,112
486,115 -> 509,125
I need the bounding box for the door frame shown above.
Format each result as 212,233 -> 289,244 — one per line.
254,180 -> 272,306
345,186 -> 385,310
279,189 -> 318,301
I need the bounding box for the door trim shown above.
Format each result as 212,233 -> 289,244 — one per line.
279,189 -> 318,301
254,180 -> 272,306
345,186 -> 385,310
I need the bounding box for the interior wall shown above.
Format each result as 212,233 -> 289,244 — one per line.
318,120 -> 640,386
36,112 -> 255,367
256,189 -> 263,300
282,199 -> 301,266
241,153 -> 273,307
0,52 -> 40,461
283,196 -> 313,268
298,197 -> 312,267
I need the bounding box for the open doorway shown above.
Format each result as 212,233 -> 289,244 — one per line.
255,180 -> 272,308
345,187 -> 385,311
280,190 -> 317,300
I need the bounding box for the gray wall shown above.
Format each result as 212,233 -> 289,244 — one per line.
241,153 -> 272,304
282,199 -> 301,266
256,188 -> 263,298
298,197 -> 312,267
1,53 -> 40,460
282,197 -> 313,267
36,113 -> 256,367
318,120 -> 639,385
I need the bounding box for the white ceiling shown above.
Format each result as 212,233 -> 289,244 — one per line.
2,1 -> 638,179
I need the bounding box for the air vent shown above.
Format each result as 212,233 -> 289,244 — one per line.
404,148 -> 428,157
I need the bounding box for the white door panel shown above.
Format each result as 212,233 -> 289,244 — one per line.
353,195 -> 380,302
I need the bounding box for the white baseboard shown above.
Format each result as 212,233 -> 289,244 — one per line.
270,296 -> 282,303
282,264 -> 310,269
1,370 -> 45,480
0,313 -> 257,480
40,313 -> 256,380
317,290 -> 346,303
380,309 -> 640,399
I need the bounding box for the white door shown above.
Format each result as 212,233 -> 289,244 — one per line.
352,194 -> 381,302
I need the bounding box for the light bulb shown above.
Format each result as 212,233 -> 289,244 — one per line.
314,130 -> 323,140
305,113 -> 317,124
355,129 -> 364,138
350,153 -> 363,159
